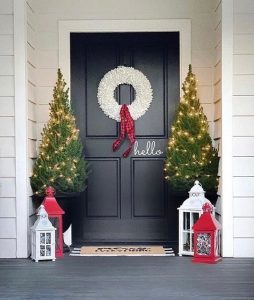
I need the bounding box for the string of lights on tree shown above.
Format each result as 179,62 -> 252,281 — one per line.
164,65 -> 219,192
30,69 -> 88,195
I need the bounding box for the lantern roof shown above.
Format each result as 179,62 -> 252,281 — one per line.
42,187 -> 65,215
178,181 -> 213,211
193,203 -> 221,231
31,205 -> 55,230
189,180 -> 205,194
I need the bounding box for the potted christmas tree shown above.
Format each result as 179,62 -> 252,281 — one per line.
164,65 -> 219,204
31,69 -> 88,231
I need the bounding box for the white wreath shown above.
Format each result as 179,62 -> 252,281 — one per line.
97,66 -> 153,121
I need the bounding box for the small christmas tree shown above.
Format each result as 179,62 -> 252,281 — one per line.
164,65 -> 219,192
31,69 -> 88,195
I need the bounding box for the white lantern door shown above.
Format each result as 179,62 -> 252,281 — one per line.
182,211 -> 200,255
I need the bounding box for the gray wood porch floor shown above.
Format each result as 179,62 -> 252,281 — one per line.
0,256 -> 253,299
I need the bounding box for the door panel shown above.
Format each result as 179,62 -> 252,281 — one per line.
71,32 -> 179,244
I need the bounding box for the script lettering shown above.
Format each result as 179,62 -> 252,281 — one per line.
134,141 -> 163,156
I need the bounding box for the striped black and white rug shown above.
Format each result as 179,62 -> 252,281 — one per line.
70,246 -> 175,256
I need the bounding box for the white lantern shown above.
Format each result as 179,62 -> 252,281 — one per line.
31,205 -> 56,262
177,180 -> 215,256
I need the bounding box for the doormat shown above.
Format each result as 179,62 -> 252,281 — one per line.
70,246 -> 175,256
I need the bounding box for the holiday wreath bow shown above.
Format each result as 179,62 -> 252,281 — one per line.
97,66 -> 153,157
112,104 -> 135,158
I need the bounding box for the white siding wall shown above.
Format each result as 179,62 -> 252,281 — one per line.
26,0 -> 37,248
214,1 -> 222,219
0,0 -> 16,258
233,0 -> 254,257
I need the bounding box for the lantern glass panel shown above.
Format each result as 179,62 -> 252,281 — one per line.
215,231 -> 220,256
40,233 -> 45,244
183,212 -> 190,230
183,232 -> 190,251
40,245 -> 45,256
192,213 -> 199,225
46,245 -> 51,256
197,233 -> 211,256
46,233 -> 51,244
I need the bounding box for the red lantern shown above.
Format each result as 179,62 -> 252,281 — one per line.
43,187 -> 65,258
192,202 -> 221,264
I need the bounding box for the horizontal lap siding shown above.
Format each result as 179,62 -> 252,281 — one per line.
233,0 -> 254,256
0,0 -> 16,258
213,1 -> 222,215
27,0 -> 37,250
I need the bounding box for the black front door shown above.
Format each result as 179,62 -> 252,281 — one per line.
71,32 -> 179,244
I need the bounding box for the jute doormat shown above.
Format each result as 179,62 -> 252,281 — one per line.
70,246 -> 175,256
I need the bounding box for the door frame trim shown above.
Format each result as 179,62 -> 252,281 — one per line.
59,19 -> 191,92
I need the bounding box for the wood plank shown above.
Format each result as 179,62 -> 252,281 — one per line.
37,86 -> 53,104
234,218 -> 254,238
233,157 -> 254,176
27,81 -> 36,103
0,198 -> 16,217
214,100 -> 221,120
0,97 -> 14,116
27,63 -> 36,86
234,197 -> 254,217
214,43 -> 221,66
192,49 -> 213,68
0,218 -> 16,238
37,68 -> 57,87
214,80 -> 221,102
0,158 -> 15,177
0,137 -> 15,157
37,32 -> 58,51
233,96 -> 254,115
233,137 -> 254,156
36,104 -> 49,123
233,116 -> 254,136
214,21 -> 221,47
28,100 -> 36,121
27,25 -> 35,49
233,75 -> 254,95
197,85 -> 213,103
193,67 -> 213,85
0,117 -> 14,136
0,76 -> 14,96
234,14 -> 254,34
214,61 -> 221,84
28,139 -> 37,158
0,239 -> 16,258
234,238 -> 254,257
27,43 -> 36,68
234,55 -> 254,75
37,50 -> 58,68
234,35 -> 254,54
0,36 -> 13,55
0,15 -> 13,35
0,56 -> 14,75
214,119 -> 221,139
234,0 -> 254,13
28,119 -> 36,140
233,177 -> 254,197
0,0 -> 13,14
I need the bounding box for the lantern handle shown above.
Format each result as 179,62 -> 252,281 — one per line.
202,202 -> 213,214
45,186 -> 55,197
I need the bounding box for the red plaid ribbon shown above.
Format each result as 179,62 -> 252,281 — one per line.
112,104 -> 135,158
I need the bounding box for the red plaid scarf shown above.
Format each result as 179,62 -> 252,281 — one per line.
112,104 -> 135,158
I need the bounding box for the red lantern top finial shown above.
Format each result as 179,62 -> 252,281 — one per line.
202,202 -> 213,214
45,186 -> 55,197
